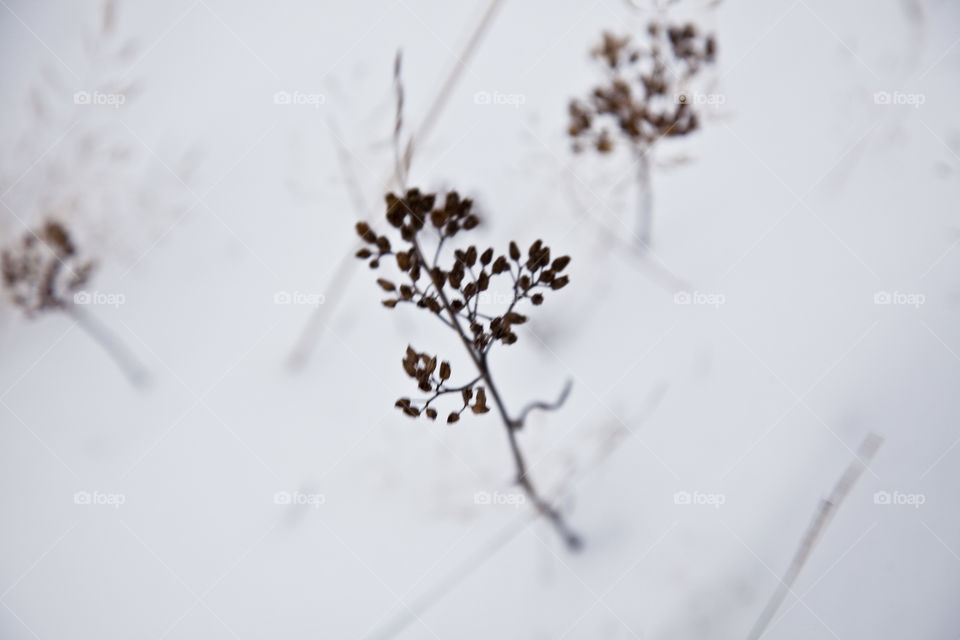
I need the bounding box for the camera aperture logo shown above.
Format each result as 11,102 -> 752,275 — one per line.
873,290 -> 924,308
73,290 -> 125,308
873,490 -> 925,508
674,490 -> 726,509
674,290 -> 725,308
73,490 -> 126,509
474,490 -> 525,508
474,90 -> 526,108
273,490 -> 325,508
274,291 -> 325,307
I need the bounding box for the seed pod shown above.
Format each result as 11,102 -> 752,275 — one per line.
356,222 -> 376,243
472,387 -> 490,414
552,256 -> 571,271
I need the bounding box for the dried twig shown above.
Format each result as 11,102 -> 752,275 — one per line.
365,381 -> 671,640
66,303 -> 149,387
747,433 -> 884,640
411,0 -> 504,148
511,378 -> 572,428
356,187 -> 580,549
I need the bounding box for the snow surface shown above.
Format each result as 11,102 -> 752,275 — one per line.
1,0 -> 958,638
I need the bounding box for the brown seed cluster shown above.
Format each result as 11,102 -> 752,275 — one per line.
394,346 -> 489,423
1,220 -> 95,316
356,188 -> 571,422
568,24 -> 717,154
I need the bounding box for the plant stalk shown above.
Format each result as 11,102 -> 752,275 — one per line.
411,238 -> 581,550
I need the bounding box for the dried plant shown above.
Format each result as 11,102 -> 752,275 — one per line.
355,188 -> 581,549
2,220 -> 95,314
2,220 -> 148,387
568,23 -> 717,246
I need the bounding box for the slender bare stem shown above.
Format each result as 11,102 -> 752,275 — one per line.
512,379 -> 573,428
64,303 -> 149,388
634,147 -> 653,249
410,238 -> 581,550
747,433 -> 883,640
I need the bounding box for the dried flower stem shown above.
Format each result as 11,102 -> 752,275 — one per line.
367,383 -> 670,640
408,236 -> 582,549
569,24 -> 717,247
635,148 -> 653,248
65,303 -> 149,388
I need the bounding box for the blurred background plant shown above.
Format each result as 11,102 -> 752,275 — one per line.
568,21 -> 717,247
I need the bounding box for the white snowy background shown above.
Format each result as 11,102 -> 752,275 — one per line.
1,0 -> 958,638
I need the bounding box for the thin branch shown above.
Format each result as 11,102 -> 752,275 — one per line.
511,378 -> 573,428
65,303 -> 150,388
410,237 -> 582,550
411,0 -> 505,148
392,51 -> 407,189
746,433 -> 884,640
286,251 -> 357,371
366,380 -> 671,640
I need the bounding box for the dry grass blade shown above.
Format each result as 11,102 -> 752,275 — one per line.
747,433 -> 884,640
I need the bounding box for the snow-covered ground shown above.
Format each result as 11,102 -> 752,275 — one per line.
1,0 -> 958,637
